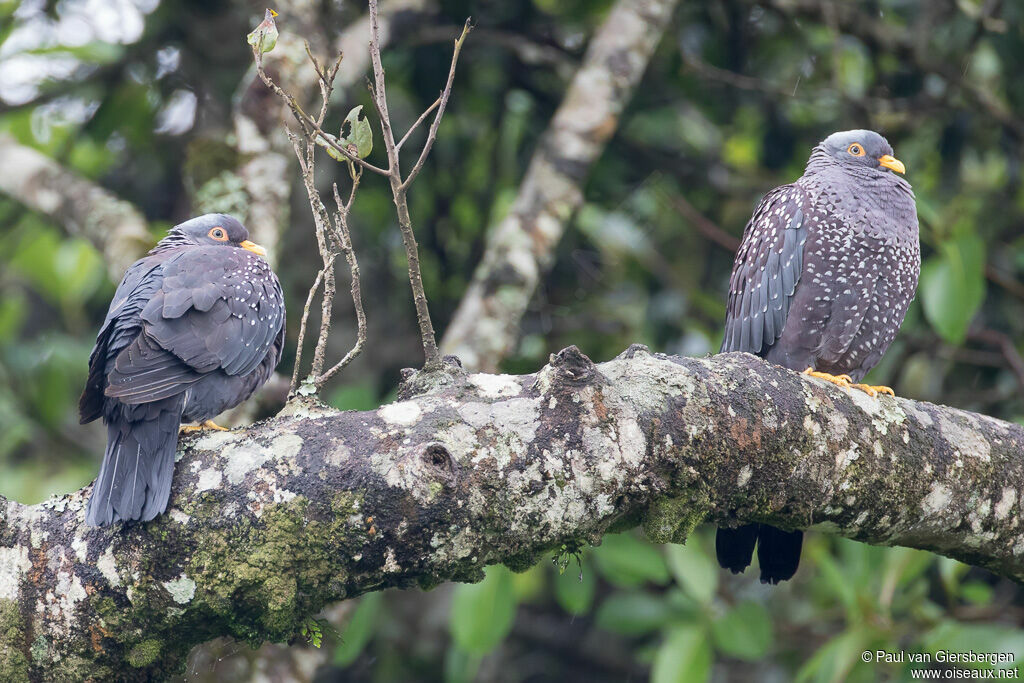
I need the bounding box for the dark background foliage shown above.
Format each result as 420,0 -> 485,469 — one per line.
1,0 -> 1022,680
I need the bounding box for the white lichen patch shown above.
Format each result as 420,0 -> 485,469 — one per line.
456,398 -> 541,469
904,403 -> 934,428
222,433 -> 303,485
938,413 -> 991,462
169,509 -> 191,525
71,536 -> 88,563
378,401 -> 423,427
737,465 -> 752,487
383,548 -> 400,573
97,547 -> 120,587
162,574 -> 197,604
325,441 -> 352,468
836,444 -> 859,470
826,411 -> 850,441
273,488 -> 297,504
803,415 -> 822,437
468,373 -> 523,398
922,483 -> 954,516
996,488 -> 1017,521
196,467 -> 223,492
50,569 -> 87,628
195,428 -> 239,451
0,545 -> 30,600
596,354 -> 696,414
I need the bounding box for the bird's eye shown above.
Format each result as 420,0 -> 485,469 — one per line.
847,143 -> 865,157
209,227 -> 228,241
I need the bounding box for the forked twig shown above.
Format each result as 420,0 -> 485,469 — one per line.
251,2 -> 470,385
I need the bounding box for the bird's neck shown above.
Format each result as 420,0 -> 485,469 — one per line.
148,230 -> 193,255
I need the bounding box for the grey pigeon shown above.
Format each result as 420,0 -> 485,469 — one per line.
715,130 -> 920,583
79,214 -> 286,526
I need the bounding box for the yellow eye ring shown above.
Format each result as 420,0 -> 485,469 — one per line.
209,227 -> 228,241
847,143 -> 865,157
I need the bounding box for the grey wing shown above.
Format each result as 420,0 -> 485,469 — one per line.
105,247 -> 285,404
80,256 -> 165,422
721,184 -> 809,355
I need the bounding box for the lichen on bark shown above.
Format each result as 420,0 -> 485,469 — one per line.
2,346 -> 1024,680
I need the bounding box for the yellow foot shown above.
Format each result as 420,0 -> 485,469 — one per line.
850,383 -> 895,398
179,420 -> 230,434
803,368 -> 853,388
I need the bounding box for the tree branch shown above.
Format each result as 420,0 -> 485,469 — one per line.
0,135 -> 152,280
440,0 -> 680,372
3,347 -> 1024,680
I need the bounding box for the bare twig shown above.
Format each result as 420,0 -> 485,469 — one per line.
395,97 -> 441,152
401,18 -> 472,189
367,0 -> 471,366
251,34 -> 368,394
667,192 -> 741,253
253,45 -> 390,177
319,182 -> 367,384
967,328 -> 1024,389
290,267 -> 328,390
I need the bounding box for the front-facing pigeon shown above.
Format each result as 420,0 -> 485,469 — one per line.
79,214 -> 286,526
715,130 -> 920,584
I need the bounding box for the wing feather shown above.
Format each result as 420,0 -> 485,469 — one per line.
721,185 -> 809,355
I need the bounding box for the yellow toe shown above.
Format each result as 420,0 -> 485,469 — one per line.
803,368 -> 852,388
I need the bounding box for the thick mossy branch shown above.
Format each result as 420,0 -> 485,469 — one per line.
2,347 -> 1024,680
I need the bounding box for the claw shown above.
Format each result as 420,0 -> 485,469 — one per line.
802,368 -> 852,388
179,420 -> 230,434
851,383 -> 895,397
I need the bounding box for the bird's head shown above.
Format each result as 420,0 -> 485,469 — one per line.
165,214 -> 267,256
812,129 -> 906,176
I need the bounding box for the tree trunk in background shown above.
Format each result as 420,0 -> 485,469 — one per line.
441,0 -> 680,372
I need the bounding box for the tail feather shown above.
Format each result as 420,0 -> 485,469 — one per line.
716,524 -> 759,574
86,397 -> 183,526
757,525 -> 803,584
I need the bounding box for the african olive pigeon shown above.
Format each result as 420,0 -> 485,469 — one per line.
715,130 -> 919,583
80,214 -> 285,526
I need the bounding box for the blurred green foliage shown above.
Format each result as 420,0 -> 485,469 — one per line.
2,0 -> 1023,681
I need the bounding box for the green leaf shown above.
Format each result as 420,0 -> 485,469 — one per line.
922,621 -> 1024,669
333,591 -> 382,666
651,623 -> 713,683
959,580 -> 994,606
246,9 -> 279,54
920,234 -> 986,344
553,558 -> 595,615
594,591 -> 674,636
592,533 -> 670,588
449,565 -> 517,654
340,105 -> 373,159
664,539 -> 718,605
711,601 -> 773,660
795,627 -> 870,683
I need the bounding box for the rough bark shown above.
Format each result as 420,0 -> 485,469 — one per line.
0,135 -> 152,280
440,0 -> 679,372
2,346 -> 1023,680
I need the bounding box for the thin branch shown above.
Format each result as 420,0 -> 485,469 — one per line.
317,182 -> 368,386
967,328 -> 1024,389
366,0 -> 471,367
401,19 -> 473,190
395,96 -> 440,152
291,267 -> 327,391
253,46 -> 390,177
667,192 -> 740,252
